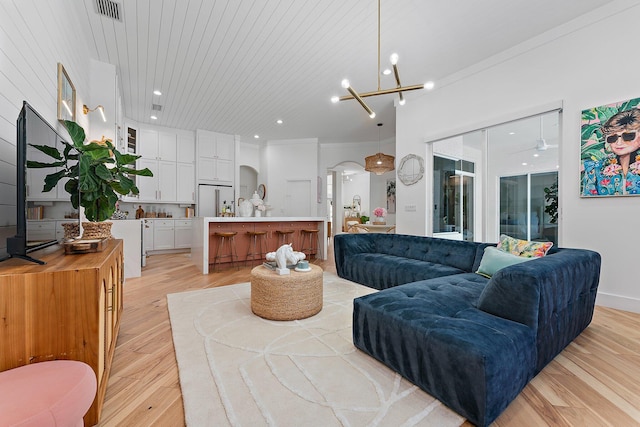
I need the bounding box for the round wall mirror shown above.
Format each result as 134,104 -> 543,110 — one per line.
398,154 -> 424,186
257,183 -> 266,199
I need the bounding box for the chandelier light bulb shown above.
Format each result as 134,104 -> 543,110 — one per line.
369,112 -> 376,119
390,53 -> 399,65
399,98 -> 406,106
341,79 -> 350,89
331,96 -> 339,103
424,81 -> 435,90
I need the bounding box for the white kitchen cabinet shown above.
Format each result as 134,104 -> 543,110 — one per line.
196,129 -> 235,184
176,162 -> 195,203
197,157 -> 233,183
153,219 -> 175,250
158,133 -> 177,161
174,219 -> 192,249
143,219 -> 154,252
139,130 -> 177,162
176,134 -> 195,164
27,220 -> 56,241
136,158 -> 176,202
111,219 -> 142,278
157,160 -> 177,202
138,129 -> 159,159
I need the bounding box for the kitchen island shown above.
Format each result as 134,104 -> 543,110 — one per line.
191,217 -> 327,274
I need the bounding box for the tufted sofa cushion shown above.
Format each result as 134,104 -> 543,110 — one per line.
353,273 -> 536,427
334,233 -> 491,290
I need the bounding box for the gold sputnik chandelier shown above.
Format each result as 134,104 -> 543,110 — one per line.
331,0 -> 434,118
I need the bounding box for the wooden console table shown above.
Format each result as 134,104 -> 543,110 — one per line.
0,239 -> 124,426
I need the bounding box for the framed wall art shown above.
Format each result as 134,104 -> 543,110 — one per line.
581,96 -> 640,197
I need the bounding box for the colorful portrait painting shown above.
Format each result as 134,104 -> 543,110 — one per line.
581,96 -> 640,197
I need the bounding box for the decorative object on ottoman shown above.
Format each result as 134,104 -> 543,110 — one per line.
265,243 -> 306,275
250,264 -> 323,320
0,360 -> 97,427
295,260 -> 311,272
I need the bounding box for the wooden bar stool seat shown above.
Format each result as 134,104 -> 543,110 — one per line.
212,231 -> 239,270
275,229 -> 296,249
246,230 -> 268,266
300,228 -> 319,259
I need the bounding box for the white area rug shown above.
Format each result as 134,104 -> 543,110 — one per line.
167,272 -> 464,427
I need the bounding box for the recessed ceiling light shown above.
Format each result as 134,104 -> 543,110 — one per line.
533,153 -> 539,157
509,132 -> 515,135
276,119 -> 283,125
521,162 -> 527,166
254,135 -> 259,139
150,115 -> 157,120
153,90 -> 162,96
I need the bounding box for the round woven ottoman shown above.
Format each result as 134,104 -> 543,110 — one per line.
251,264 -> 323,320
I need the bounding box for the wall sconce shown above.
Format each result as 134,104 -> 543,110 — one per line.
83,104 -> 106,122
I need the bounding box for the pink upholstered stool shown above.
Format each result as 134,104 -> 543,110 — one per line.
0,360 -> 97,427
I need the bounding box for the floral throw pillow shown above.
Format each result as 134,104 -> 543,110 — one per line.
497,234 -> 553,258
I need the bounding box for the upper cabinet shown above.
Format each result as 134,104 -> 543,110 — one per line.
123,122 -> 195,204
138,130 -> 177,162
197,129 -> 235,184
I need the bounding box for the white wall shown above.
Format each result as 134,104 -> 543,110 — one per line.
396,0 -> 640,312
262,138 -> 319,216
320,139 -> 396,224
0,0 -> 94,256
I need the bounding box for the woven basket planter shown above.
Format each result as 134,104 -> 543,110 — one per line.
81,221 -> 113,240
61,222 -> 80,240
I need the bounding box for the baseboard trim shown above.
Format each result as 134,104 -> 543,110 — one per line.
596,292 -> 640,314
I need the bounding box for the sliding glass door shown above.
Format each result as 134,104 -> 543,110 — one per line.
499,171 -> 558,245
433,156 -> 475,241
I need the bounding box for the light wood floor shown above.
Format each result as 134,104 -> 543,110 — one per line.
99,245 -> 640,427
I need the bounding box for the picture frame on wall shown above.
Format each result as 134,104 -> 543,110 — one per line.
386,179 -> 396,213
581,96 -> 640,197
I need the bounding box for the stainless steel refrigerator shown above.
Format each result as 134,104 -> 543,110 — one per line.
197,184 -> 234,217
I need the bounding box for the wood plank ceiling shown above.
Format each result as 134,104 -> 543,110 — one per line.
78,0 -> 613,143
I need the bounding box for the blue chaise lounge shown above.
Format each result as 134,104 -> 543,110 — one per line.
334,233 -> 601,426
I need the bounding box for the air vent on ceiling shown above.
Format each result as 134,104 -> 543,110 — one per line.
152,104 -> 163,111
95,0 -> 122,22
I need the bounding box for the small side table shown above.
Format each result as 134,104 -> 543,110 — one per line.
250,264 -> 323,320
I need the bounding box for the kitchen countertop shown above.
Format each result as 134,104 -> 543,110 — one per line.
201,216 -> 325,222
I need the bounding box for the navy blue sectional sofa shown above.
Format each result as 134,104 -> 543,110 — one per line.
334,233 -> 601,427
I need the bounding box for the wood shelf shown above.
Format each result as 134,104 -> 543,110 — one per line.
0,239 -> 124,426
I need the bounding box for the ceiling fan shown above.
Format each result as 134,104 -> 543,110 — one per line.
518,115 -> 558,152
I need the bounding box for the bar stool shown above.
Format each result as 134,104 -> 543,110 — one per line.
300,228 -> 319,259
212,231 -> 238,270
246,230 -> 268,266
275,229 -> 296,249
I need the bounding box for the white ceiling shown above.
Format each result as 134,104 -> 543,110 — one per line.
79,0 -> 613,143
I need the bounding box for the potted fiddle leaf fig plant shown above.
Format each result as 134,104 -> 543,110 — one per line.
27,120 -> 153,238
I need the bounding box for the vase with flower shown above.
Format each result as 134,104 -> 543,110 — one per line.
373,207 -> 387,224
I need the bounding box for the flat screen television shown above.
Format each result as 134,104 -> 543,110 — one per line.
1,101 -> 75,264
